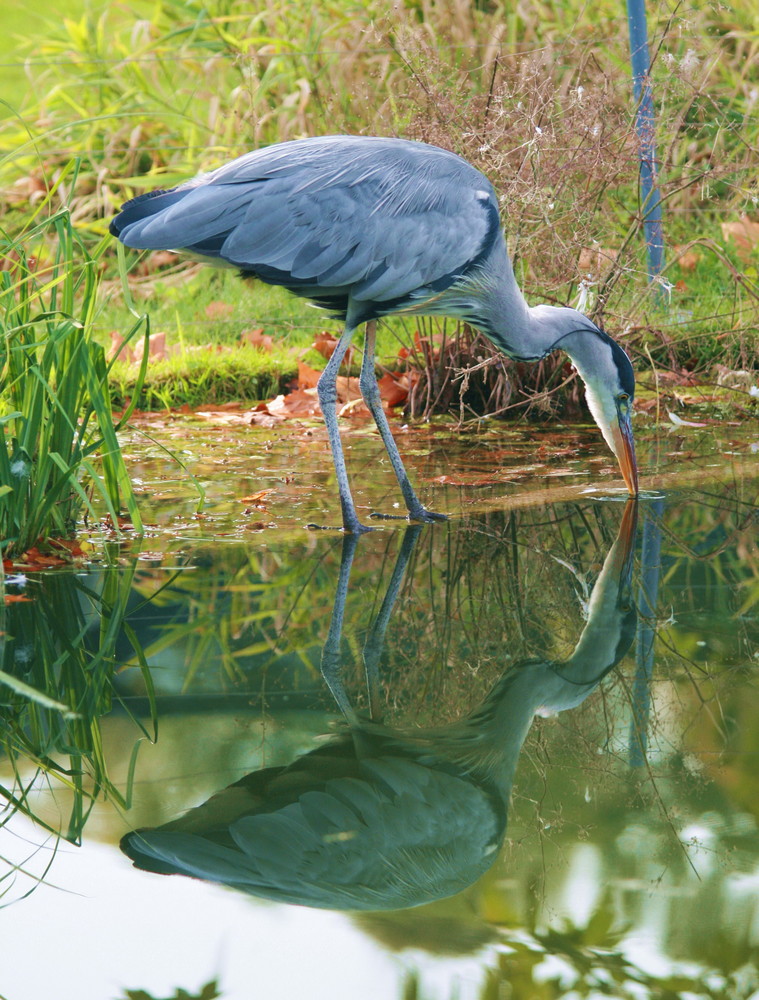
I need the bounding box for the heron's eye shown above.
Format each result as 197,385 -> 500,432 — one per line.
618,393 -> 629,403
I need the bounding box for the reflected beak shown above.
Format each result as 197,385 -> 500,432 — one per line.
609,498 -> 638,577
612,410 -> 639,495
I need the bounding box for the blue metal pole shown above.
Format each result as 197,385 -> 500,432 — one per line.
626,0 -> 666,286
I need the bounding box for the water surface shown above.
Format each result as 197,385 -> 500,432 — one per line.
1,419 -> 757,1000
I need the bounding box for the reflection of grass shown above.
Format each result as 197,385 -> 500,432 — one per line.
0,554 -> 154,841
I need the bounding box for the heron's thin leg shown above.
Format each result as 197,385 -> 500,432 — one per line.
363,525 -> 422,721
358,321 -> 447,523
320,534 -> 361,724
316,322 -> 370,534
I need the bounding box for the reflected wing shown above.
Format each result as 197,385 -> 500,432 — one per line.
121,756 -> 503,910
111,136 -> 498,304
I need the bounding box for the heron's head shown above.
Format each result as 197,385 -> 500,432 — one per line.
541,308 -> 639,495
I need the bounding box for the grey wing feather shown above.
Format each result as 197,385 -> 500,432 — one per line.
114,136 -> 497,303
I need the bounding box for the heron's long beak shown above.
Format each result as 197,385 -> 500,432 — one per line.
612,409 -> 639,496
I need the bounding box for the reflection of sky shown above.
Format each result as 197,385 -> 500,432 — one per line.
4,804 -> 758,999
1,814 -> 399,1000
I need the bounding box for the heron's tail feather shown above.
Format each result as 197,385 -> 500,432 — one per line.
109,187 -> 187,242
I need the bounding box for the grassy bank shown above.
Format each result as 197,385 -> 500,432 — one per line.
1,0 -> 757,414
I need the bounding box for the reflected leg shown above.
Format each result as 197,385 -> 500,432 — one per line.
363,525 -> 423,720
319,533 -> 361,724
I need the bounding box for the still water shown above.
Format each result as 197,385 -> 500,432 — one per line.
1,418 -> 758,1000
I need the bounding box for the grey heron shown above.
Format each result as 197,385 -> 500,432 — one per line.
111,135 -> 639,532
121,502 -> 637,909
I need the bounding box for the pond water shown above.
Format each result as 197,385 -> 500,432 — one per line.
1,417 -> 758,1000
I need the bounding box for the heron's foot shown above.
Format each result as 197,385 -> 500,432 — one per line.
306,521 -> 375,535
409,506 -> 448,524
369,507 -> 448,524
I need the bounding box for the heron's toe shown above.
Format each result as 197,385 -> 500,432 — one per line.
306,521 -> 375,534
411,507 -> 448,523
368,506 -> 447,525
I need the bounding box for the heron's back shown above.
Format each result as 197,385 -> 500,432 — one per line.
110,135 -> 503,323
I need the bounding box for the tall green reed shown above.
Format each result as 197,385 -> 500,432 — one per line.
1,188 -> 145,555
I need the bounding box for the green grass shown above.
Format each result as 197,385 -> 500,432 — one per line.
109,342 -> 299,410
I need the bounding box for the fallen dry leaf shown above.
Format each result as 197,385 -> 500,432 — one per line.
673,245 -> 702,271
4,593 -> 33,604
241,327 -> 274,351
135,331 -> 171,363
109,330 -> 136,363
10,546 -> 69,570
667,411 -> 708,428
311,332 -> 338,359
335,375 -> 361,402
377,373 -> 409,408
241,489 -> 273,503
721,215 -> 759,262
267,388 -> 323,418
297,361 -> 323,390
134,250 -> 178,276
338,398 -> 372,419
205,301 -> 235,320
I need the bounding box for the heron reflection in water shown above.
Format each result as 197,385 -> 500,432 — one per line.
122,502 -> 637,909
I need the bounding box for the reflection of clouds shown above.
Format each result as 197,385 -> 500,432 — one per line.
680,821 -> 719,879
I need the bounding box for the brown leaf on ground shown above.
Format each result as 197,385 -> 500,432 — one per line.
655,369 -> 701,386
205,301 -> 235,320
108,331 -> 137,363
267,388 -> 323,418
377,373 -> 409,408
195,408 -> 254,425
297,361 -> 323,390
311,332 -> 355,368
134,250 -> 178,276
49,538 -> 87,559
673,245 -> 702,271
311,332 -> 338,359
241,327 -> 274,351
4,594 -> 34,604
248,409 -> 285,428
110,330 -> 174,364
378,371 -> 420,408
721,215 -> 759,262
296,364 -> 359,404
338,398 -> 372,419
335,375 -> 361,402
0,248 -> 39,272
1,175 -> 47,208
134,331 -> 171,363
